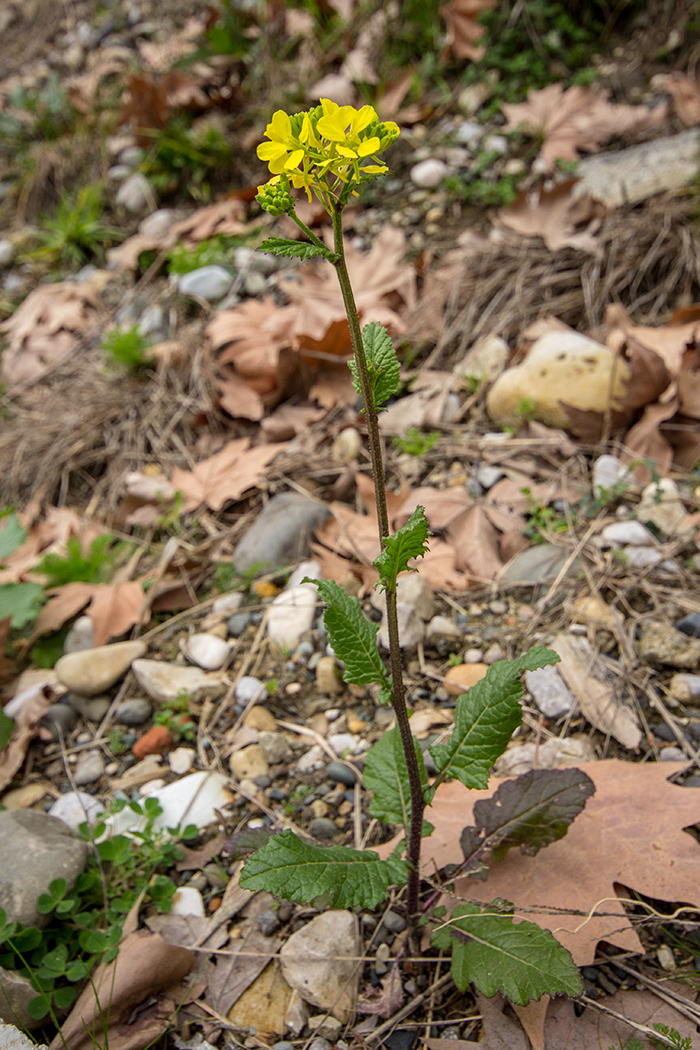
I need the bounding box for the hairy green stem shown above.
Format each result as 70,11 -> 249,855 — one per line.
330,205 -> 425,920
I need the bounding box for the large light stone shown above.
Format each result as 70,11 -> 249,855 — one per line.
486,330 -> 630,430
131,659 -> 226,703
0,811 -> 86,928
267,583 -> 317,652
0,1022 -> 49,1048
55,640 -> 146,696
280,911 -> 359,1022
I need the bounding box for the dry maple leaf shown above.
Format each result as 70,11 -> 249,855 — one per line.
497,178 -> 605,255
117,71 -> 210,138
657,72 -> 700,127
0,283 -> 100,387
439,0 -> 495,61
35,580 -> 147,648
502,84 -> 669,170
0,684 -> 53,793
606,302 -> 700,377
171,439 -> 287,512
111,199 -> 247,271
409,760 -> 700,967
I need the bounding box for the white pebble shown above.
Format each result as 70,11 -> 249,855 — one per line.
409,158 -> 447,189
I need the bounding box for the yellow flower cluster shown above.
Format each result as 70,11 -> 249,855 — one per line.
256,99 -> 399,209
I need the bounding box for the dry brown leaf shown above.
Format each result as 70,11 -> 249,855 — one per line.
502,84 -> 669,170
550,635 -> 641,749
606,302 -> 700,377
497,179 -> 605,254
356,962 -> 404,1018
0,685 -> 53,792
137,17 -> 204,71
414,760 -> 700,967
377,71 -> 415,120
171,439 -> 287,511
622,395 -> 677,479
50,930 -> 194,1050
0,507 -> 103,585
260,403 -> 327,441
0,283 -> 100,387
379,370 -> 455,435
658,72 -> 700,127
117,71 -> 210,138
439,0 -> 495,60
35,581 -> 147,648
112,199 -> 247,270
205,892 -> 281,1016
67,56 -> 127,114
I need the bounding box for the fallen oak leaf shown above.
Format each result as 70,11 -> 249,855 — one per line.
34,581 -> 147,648
439,0 -> 495,61
171,439 -> 288,511
502,83 -> 669,170
497,179 -> 605,255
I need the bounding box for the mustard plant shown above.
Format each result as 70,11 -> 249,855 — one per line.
240,99 -> 589,1007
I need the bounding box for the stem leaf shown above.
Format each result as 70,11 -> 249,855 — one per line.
313,578 -> 389,688
349,322 -> 400,407
363,725 -> 428,834
374,505 -> 429,592
427,649 -> 559,794
239,829 -> 397,908
257,237 -> 336,262
431,902 -> 582,1004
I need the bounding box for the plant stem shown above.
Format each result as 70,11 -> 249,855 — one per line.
330,205 -> 425,920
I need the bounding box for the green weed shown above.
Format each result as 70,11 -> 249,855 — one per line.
392,427 -> 440,457
101,325 -> 154,372
154,690 -> 196,743
522,487 -> 570,544
0,510 -> 44,629
141,116 -> 233,201
166,233 -> 248,275
37,534 -> 124,588
31,186 -> 122,269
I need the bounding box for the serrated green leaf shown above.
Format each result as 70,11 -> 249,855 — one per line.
0,710 -> 13,751
257,237 -> 336,262
240,829 -> 394,909
431,902 -> 582,1005
313,578 -> 389,688
364,726 -> 428,834
463,767 -> 595,865
0,512 -> 26,562
427,649 -> 559,793
374,506 -> 429,593
349,322 -> 400,408
0,582 -> 44,629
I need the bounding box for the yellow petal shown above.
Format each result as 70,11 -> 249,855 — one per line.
266,110 -> 292,144
353,105 -> 377,134
317,113 -> 348,142
258,141 -> 288,162
283,148 -> 305,170
336,145 -> 357,158
357,137 -> 380,157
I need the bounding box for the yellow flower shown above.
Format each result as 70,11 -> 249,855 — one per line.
257,110 -> 305,174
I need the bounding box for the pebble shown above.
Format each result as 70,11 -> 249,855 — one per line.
243,706 -> 276,731
409,158 -> 447,189
525,665 -> 576,719
233,492 -> 330,575
328,733 -> 365,756
444,662 -> 490,696
138,208 -> 179,240
668,673 -> 700,703
297,745 -> 326,773
489,600 -> 508,615
316,655 -> 343,695
383,910 -> 407,934
132,725 -> 172,760
63,615 -> 94,654
454,120 -> 483,146
227,612 -> 250,637
332,427 -> 362,463
74,750 -> 105,786
55,641 -> 147,697
482,133 -> 508,154
593,454 -> 628,498
213,593 -> 244,615
115,172 -> 152,213
257,909 -> 281,935
425,616 -> 463,645
637,621 -> 700,669
169,747 -> 196,774
108,164 -> 132,181
177,265 -> 233,301
637,477 -> 686,536
600,521 -> 656,547
48,791 -> 103,830
230,745 -> 269,781
0,239 -> 14,268
235,676 -> 265,703
308,817 -> 338,839
182,633 -> 231,670
114,698 -> 152,725
132,659 -> 226,703
622,547 -> 664,568
659,746 -> 686,762
258,731 -> 293,765
464,648 -> 484,662
40,704 -> 77,738
676,614 -> 700,639
499,543 -> 581,589
268,583 -> 318,651
657,944 -> 676,971
138,304 -> 166,340
172,887 -> 205,918
327,761 -> 357,787
119,145 -> 144,168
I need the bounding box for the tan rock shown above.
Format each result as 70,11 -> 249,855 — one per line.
486,330 -> 630,430
55,640 -> 147,696
243,706 -> 277,732
229,744 -> 270,781
444,662 -> 489,696
0,783 -> 52,810
316,655 -> 343,695
280,910 -> 359,1022
228,961 -> 292,1037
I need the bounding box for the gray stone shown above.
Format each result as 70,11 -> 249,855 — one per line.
378,600 -> 425,649
233,492 -> 330,575
243,270 -> 266,297
0,1021 -> 49,1047
525,665 -> 576,719
227,612 -> 250,637
637,621 -> 700,669
48,791 -> 103,831
138,208 -> 179,240
114,698 -> 152,725
212,592 -> 244,615
574,129 -> 700,208
476,465 -> 504,490
131,659 -> 226,703
115,171 -> 153,213
67,694 -> 111,722
280,911 -> 358,1021
425,615 -> 463,646
0,970 -> 44,1032
138,303 -> 166,340
601,521 -> 656,547
593,454 -> 628,499
74,749 -> 105,786
119,145 -> 145,167
454,120 -> 483,147
499,543 -> 582,590
182,633 -> 231,670
55,640 -> 147,696
383,910 -> 407,934
108,163 -> 132,181
258,731 -> 293,765
0,811 -> 87,928
64,614 -> 94,654
669,673 -> 700,703
327,761 -> 357,787
235,676 -> 265,703
268,584 -> 318,652
40,703 -> 76,738
308,818 -> 337,839
482,133 -> 508,154
177,265 -> 232,301
637,477 -> 687,537
659,746 -> 686,762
